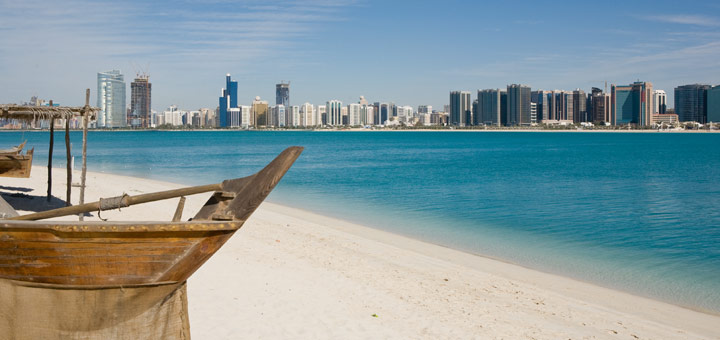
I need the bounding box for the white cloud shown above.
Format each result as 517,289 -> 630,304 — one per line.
642,14 -> 720,27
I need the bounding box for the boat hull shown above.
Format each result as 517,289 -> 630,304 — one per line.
0,221 -> 242,286
0,148 -> 33,178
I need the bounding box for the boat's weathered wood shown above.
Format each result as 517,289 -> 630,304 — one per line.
0,140 -> 26,156
65,117 -> 71,206
0,148 -> 33,178
172,197 -> 186,222
0,146 -> 303,286
79,89 -> 90,221
10,183 -> 222,221
47,114 -> 54,201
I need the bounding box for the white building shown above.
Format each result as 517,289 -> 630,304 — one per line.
300,102 -> 315,127
272,105 -> 286,127
396,105 -> 414,123
239,106 -> 251,128
287,105 -> 300,127
361,105 -> 374,125
326,100 -> 342,126
97,70 -> 126,128
348,103 -> 362,126
317,105 -> 327,125
228,108 -> 241,127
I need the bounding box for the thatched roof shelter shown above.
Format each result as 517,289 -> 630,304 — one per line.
1,90 -> 99,220
1,105 -> 97,122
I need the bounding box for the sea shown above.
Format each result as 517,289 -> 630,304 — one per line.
2,130 -> 719,313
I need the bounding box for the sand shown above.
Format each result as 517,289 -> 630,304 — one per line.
2,166 -> 719,339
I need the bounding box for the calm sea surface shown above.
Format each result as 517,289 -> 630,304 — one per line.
2,130 -> 720,312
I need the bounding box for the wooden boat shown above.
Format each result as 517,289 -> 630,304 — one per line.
0,146 -> 303,286
0,145 -> 33,178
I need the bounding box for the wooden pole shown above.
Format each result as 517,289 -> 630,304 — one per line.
79,89 -> 89,220
47,100 -> 54,202
65,113 -> 71,207
11,183 -> 222,221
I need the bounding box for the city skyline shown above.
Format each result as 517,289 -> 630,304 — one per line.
1,0 -> 719,110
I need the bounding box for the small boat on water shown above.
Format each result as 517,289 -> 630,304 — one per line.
0,140 -> 33,178
0,146 -> 303,286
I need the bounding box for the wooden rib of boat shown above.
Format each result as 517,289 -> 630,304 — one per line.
0,146 -> 303,286
0,147 -> 33,178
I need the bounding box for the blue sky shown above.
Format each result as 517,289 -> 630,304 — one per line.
1,0 -> 719,111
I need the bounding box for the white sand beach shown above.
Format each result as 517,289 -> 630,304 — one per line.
2,166 -> 719,339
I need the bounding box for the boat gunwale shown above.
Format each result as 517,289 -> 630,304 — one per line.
0,220 -> 244,233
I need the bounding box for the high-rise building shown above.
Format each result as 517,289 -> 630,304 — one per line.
507,84 -> 531,126
477,89 -> 503,126
251,96 -> 269,127
239,106 -> 251,128
418,105 -> 433,115
218,74 -> 238,128
708,85 -> 720,123
348,103 -> 362,126
449,91 -> 472,126
276,82 -> 290,108
590,87 -> 611,124
130,75 -> 151,128
530,102 -> 537,124
97,70 -> 126,128
271,105 -> 286,127
653,90 -> 667,114
228,108 -> 241,127
611,81 -> 654,126
396,105 -> 413,124
572,89 -> 588,123
326,100 -> 343,126
675,84 -> 710,123
317,105 -> 327,125
300,103 -> 315,126
375,102 -> 391,125
361,105 -> 374,125
531,90 -> 552,122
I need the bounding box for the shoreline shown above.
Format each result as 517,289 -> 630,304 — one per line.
2,128 -> 719,133
2,166 -> 719,338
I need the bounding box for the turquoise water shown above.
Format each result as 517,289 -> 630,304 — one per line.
2,130 -> 720,312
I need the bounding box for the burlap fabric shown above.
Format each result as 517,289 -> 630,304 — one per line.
0,279 -> 190,339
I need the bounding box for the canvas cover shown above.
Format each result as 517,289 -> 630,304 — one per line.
0,279 -> 190,339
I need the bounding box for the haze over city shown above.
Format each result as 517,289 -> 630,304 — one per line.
1,0 -> 719,110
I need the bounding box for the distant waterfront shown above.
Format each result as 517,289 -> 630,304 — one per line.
1,130 -> 719,313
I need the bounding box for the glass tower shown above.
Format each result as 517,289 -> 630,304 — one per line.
97,70 -> 126,128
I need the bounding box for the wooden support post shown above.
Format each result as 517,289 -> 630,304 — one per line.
65,115 -> 71,207
79,89 -> 89,220
47,100 -> 54,202
172,197 -> 186,222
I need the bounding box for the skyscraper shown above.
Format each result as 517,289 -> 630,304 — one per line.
276,82 -> 290,107
611,81 -> 654,126
708,85 -> 720,123
531,90 -> 551,122
507,84 -> 531,126
326,100 -> 343,126
477,89 -> 502,126
590,87 -> 610,124
653,90 -> 667,114
449,91 -> 472,126
572,89 -> 587,123
251,96 -> 269,127
675,84 -> 710,123
218,74 -> 238,128
130,75 -> 151,128
97,70 -> 126,128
